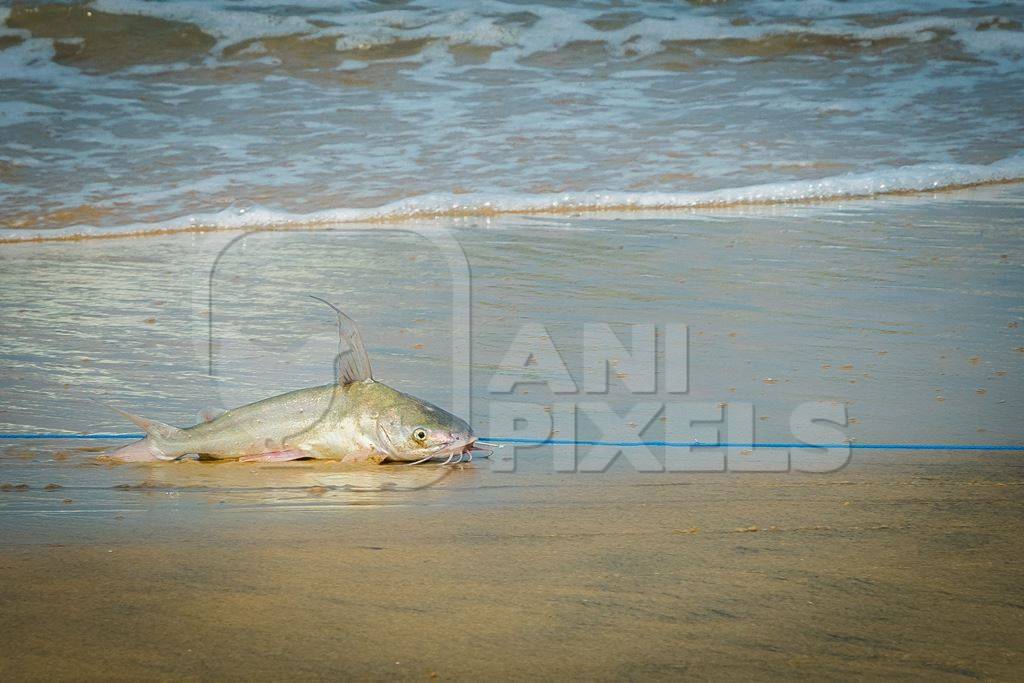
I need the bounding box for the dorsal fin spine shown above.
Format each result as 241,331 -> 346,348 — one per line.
310,295 -> 374,386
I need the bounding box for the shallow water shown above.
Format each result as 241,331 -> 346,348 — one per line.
2,0 -> 1024,237
1,186 -> 1022,522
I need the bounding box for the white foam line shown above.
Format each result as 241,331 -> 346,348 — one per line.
3,155 -> 1023,242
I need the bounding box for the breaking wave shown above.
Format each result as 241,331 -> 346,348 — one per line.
2,1 -> 1023,239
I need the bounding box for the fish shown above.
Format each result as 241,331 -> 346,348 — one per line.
106,297 -> 480,465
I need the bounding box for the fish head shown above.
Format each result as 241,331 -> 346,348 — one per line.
369,385 -> 476,463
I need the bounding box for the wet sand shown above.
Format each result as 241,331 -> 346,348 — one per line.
1,187 -> 1023,679
1,459 -> 1022,680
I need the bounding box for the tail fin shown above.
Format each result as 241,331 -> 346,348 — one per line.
107,438 -> 172,462
107,404 -> 182,440
95,402 -> 182,462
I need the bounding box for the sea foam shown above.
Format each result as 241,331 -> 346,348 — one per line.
4,155 -> 1022,242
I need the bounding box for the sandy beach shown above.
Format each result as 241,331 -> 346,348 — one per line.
1,459 -> 1022,680
2,185 -> 1022,679
4,1 -> 1024,675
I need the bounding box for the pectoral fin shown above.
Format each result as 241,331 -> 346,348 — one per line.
239,449 -> 310,463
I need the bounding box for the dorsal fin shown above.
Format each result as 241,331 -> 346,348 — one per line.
309,295 -> 373,386
108,404 -> 182,440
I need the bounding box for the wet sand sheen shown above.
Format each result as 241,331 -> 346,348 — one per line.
1,460 -> 1022,679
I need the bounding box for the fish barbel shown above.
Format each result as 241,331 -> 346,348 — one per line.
107,298 -> 477,464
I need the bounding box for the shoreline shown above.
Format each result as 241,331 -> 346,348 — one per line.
2,174 -> 1023,245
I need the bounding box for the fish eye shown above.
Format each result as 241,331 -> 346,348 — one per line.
413,428 -> 427,442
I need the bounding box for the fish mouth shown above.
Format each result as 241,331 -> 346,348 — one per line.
403,436 -> 478,466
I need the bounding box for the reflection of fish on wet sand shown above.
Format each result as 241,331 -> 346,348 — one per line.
116,459 -> 477,497
1,444 -> 475,504
104,297 -> 491,466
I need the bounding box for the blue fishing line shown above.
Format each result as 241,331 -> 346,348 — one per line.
0,432 -> 1022,451
483,437 -> 1024,451
0,433 -> 146,440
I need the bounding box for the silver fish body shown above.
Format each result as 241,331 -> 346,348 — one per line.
107,298 -> 476,464
110,380 -> 475,464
